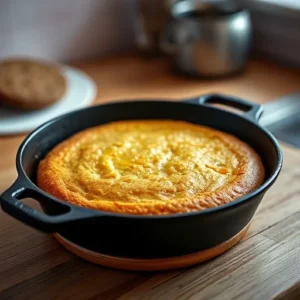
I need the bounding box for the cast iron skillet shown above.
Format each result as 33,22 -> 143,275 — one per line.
0,94 -> 282,259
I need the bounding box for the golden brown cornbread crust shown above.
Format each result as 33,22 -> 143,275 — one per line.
37,120 -> 265,215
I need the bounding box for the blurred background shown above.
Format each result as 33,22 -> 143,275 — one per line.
0,0 -> 135,61
0,0 -> 299,66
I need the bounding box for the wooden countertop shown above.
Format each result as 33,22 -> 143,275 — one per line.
0,55 -> 300,299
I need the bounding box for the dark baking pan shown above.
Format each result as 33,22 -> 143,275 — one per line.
0,94 -> 282,260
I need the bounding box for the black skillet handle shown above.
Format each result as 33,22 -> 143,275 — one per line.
185,94 -> 264,123
0,179 -> 97,232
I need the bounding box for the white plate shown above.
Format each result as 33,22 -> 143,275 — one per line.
0,65 -> 97,135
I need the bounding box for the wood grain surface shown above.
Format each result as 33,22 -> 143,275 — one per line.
0,55 -> 300,299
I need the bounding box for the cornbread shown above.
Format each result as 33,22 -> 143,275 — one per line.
37,120 -> 265,215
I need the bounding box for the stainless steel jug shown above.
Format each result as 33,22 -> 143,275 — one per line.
161,1 -> 252,76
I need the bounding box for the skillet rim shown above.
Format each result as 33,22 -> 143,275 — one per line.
15,100 -> 283,220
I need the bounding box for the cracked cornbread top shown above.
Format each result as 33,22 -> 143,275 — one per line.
37,120 -> 265,215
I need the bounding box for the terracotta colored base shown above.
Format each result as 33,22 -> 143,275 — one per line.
54,223 -> 250,271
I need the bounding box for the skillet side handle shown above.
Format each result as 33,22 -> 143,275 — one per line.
0,179 -> 96,232
184,94 -> 263,123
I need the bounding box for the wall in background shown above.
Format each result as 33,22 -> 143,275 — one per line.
243,0 -> 300,66
0,0 -> 136,62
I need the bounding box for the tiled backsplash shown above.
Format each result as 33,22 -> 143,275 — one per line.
0,0 -> 135,62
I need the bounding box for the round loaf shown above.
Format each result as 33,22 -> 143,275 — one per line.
0,58 -> 67,110
37,120 -> 265,215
